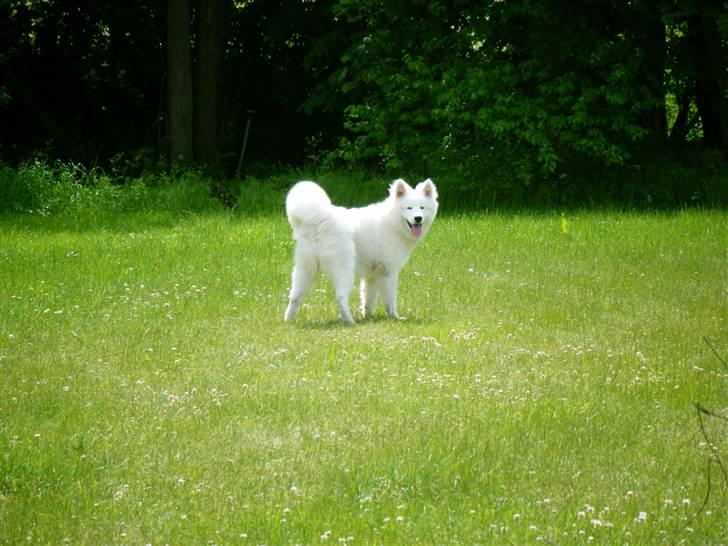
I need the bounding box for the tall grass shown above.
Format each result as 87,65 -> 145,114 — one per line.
1,169 -> 726,545
0,160 -> 222,219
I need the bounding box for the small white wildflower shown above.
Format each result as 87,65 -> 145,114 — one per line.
681,498 -> 690,506
113,484 -> 129,501
591,519 -> 603,528
577,511 -> 586,518
636,511 -> 647,523
320,530 -> 332,542
512,513 -> 521,521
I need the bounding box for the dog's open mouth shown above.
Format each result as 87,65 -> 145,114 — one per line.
407,220 -> 423,238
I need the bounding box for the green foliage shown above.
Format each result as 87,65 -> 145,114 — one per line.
0,160 -> 222,217
310,0 -> 726,186
0,160 -> 123,215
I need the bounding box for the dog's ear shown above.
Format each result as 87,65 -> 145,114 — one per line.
390,178 -> 411,199
417,178 -> 438,200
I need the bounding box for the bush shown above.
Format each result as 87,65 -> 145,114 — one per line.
0,159 -> 222,217
0,160 -> 118,214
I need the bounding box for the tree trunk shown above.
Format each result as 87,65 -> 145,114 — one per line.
194,0 -> 224,165
687,10 -> 728,148
633,1 -> 667,143
167,0 -> 193,163
669,92 -> 691,145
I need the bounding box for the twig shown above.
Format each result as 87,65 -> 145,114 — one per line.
695,403 -> 728,486
703,336 -> 728,371
696,403 -> 728,423
671,406 -> 726,545
671,340 -> 727,545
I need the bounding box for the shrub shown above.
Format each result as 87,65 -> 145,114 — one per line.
0,160 -> 222,217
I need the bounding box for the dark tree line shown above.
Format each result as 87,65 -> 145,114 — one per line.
0,0 -> 726,183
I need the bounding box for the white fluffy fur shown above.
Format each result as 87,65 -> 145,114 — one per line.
284,178 -> 439,323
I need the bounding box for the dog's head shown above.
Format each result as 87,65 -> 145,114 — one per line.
389,178 -> 439,240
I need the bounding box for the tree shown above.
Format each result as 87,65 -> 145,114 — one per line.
166,0 -> 224,165
310,0 -> 727,182
687,6 -> 728,147
630,0 -> 667,142
194,0 -> 224,164
166,0 -> 194,163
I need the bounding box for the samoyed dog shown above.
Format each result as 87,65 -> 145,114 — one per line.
284,178 -> 439,324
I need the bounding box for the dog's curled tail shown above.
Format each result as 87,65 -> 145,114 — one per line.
285,181 -> 333,232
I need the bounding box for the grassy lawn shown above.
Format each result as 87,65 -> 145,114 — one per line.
1,207 -> 726,544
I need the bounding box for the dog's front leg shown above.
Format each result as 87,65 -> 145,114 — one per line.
381,272 -> 400,319
360,278 -> 377,318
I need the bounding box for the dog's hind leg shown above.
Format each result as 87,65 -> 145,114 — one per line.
330,271 -> 355,324
321,247 -> 355,324
284,263 -> 316,322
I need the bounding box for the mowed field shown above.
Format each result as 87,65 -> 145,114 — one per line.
1,208 -> 726,544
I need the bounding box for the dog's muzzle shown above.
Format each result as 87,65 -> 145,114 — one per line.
407,219 -> 423,238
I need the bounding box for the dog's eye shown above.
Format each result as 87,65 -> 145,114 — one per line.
406,206 -> 413,210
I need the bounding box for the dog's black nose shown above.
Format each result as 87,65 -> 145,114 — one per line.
414,216 -> 423,224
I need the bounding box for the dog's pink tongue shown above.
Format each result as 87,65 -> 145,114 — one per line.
411,224 -> 422,238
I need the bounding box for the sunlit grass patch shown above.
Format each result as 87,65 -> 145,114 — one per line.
1,208 -> 726,544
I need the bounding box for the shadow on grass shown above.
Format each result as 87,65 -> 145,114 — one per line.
291,314 -> 432,331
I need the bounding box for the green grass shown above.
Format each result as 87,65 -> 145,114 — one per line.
1,206 -> 726,544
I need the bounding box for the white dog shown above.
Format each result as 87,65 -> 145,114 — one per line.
284,178 -> 439,323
